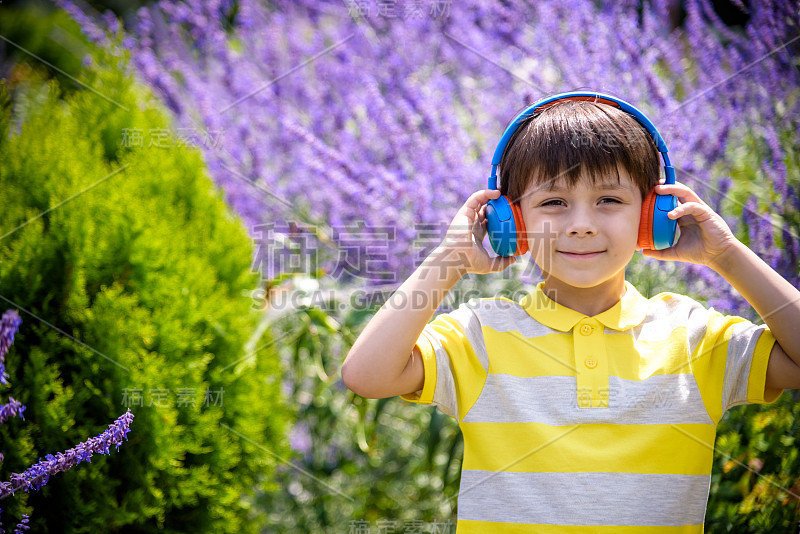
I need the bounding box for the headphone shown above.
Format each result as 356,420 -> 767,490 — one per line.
485,91 -> 678,256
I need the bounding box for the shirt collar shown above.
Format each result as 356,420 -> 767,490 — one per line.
519,280 -> 649,332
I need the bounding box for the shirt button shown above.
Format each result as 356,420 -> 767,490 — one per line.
579,324 -> 594,336
585,358 -> 598,369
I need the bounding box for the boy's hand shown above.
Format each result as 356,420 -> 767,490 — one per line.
641,182 -> 740,266
429,189 -> 518,278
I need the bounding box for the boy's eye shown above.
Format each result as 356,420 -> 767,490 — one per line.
540,198 -> 621,206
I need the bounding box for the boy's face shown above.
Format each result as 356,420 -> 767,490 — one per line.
518,166 -> 643,291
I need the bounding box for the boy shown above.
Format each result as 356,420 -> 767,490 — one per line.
341,98 -> 800,533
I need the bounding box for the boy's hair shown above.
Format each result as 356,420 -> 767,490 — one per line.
498,100 -> 661,203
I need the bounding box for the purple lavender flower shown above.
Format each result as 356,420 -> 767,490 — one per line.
0,398 -> 25,425
51,0 -> 112,48
0,410 -> 134,499
0,310 -> 21,386
12,515 -> 28,534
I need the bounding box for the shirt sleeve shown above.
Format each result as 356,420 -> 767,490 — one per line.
689,306 -> 784,423
400,302 -> 489,420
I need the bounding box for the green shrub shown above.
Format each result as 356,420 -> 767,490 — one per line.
255,295 -> 462,532
0,39 -> 289,533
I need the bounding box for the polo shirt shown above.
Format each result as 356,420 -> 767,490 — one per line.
401,280 -> 783,533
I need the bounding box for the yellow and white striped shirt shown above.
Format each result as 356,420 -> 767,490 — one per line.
402,280 -> 782,533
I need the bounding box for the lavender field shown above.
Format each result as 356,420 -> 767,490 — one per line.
0,0 -> 798,532
115,0 -> 800,312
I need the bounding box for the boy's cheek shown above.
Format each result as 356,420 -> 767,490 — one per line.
527,236 -> 556,255
527,241 -> 556,272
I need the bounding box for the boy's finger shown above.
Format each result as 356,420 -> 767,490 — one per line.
467,189 -> 501,207
654,184 -> 703,204
458,205 -> 478,223
472,215 -> 483,231
474,227 -> 487,243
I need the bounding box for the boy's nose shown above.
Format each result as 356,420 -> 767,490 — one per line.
567,226 -> 597,237
566,208 -> 598,236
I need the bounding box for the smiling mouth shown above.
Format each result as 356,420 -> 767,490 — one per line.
559,251 -> 605,257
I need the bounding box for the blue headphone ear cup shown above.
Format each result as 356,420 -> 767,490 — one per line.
652,193 -> 679,249
639,190 -> 678,250
485,195 -> 521,257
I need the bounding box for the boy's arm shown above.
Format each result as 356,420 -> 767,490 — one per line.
644,183 -> 800,391
707,241 -> 800,391
341,189 -> 517,399
341,248 -> 463,399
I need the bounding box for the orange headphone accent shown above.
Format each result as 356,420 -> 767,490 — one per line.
509,201 -> 529,255
638,188 -> 658,250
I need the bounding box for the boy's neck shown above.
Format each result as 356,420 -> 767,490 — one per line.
541,273 -> 628,317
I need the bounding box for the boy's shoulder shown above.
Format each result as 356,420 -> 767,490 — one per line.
631,287 -> 743,338
456,294 -> 527,313
438,295 -> 525,322
640,288 -> 712,315
438,294 -> 531,326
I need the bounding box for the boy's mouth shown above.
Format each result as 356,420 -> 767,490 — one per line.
559,250 -> 605,258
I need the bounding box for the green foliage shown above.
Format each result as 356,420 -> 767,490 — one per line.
0,37 -> 289,533
0,5 -> 91,98
256,285 -> 464,532
703,122 -> 800,534
719,125 -> 800,252
708,398 -> 800,533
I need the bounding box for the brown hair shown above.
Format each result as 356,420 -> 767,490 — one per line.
498,100 -> 661,203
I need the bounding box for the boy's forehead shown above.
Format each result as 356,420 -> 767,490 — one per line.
526,176 -> 635,194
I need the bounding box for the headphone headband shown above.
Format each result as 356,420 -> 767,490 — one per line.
488,91 -> 674,190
